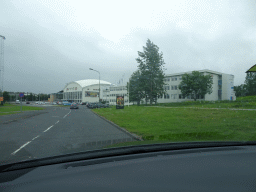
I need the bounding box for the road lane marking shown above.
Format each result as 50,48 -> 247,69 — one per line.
11,141 -> 31,155
43,125 -> 54,132
32,135 -> 40,140
63,110 -> 71,118
55,120 -> 59,124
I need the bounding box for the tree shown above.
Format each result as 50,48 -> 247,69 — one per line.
234,84 -> 247,97
244,72 -> 256,96
136,39 -> 166,105
3,91 -> 10,103
178,71 -> 213,101
127,70 -> 144,105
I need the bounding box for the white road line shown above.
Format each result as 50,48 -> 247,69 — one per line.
11,141 -> 31,155
55,120 -> 59,124
43,125 -> 54,132
63,110 -> 71,118
32,135 -> 40,140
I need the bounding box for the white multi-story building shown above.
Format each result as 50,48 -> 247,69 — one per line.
62,70 -> 236,104
157,69 -> 236,103
103,85 -> 133,105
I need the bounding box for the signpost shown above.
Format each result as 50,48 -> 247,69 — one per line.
19,93 -> 24,112
0,97 -> 3,105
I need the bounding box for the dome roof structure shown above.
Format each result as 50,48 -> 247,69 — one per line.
73,79 -> 111,88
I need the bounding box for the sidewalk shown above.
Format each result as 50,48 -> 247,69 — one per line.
0,110 -> 48,125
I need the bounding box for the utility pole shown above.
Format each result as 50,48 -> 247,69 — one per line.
0,35 -> 6,96
89,68 -> 100,103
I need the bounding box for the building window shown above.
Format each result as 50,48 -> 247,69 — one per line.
171,86 -> 174,90
179,76 -> 182,80
164,86 -> 170,90
164,94 -> 169,99
174,86 -> 177,90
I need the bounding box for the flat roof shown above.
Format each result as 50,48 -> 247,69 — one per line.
165,69 -> 229,77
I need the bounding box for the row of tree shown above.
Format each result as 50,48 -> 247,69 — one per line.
2,92 -> 49,103
234,73 -> 256,97
128,39 -> 213,105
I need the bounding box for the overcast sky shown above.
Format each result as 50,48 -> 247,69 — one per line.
0,0 -> 255,94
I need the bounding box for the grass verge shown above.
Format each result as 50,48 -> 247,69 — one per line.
92,105 -> 256,148
141,96 -> 256,109
0,103 -> 44,115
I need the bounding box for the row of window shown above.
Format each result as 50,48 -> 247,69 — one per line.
164,76 -> 182,82
110,87 -> 127,91
63,91 -> 82,100
109,99 -> 129,102
162,94 -> 204,99
108,94 -> 127,97
164,86 -> 178,90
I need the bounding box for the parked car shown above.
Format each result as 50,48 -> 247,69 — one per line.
87,103 -> 97,109
15,100 -> 20,104
26,101 -> 30,104
103,104 -> 110,108
81,102 -> 87,105
70,103 -> 79,109
96,103 -> 105,108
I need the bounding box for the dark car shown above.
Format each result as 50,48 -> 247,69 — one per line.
70,103 -> 79,109
81,102 -> 87,105
88,103 -> 97,109
26,101 -> 30,104
96,103 -> 105,108
103,103 -> 110,108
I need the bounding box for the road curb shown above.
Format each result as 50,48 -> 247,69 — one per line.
90,109 -> 143,141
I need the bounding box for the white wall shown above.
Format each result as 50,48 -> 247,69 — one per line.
64,82 -> 82,92
222,74 -> 236,101
204,73 -> 219,101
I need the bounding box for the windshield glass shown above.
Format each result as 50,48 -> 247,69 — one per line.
0,0 -> 256,165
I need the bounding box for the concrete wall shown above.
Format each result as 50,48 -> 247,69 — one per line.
204,73 -> 219,101
222,74 -> 236,101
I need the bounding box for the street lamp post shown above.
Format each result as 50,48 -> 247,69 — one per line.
89,68 -> 100,103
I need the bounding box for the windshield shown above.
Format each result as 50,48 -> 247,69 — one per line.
0,0 -> 256,165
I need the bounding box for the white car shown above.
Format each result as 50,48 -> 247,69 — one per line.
15,100 -> 20,104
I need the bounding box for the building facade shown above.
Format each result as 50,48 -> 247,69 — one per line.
156,69 -> 236,103
63,79 -> 112,103
103,85 -> 133,106
63,70 -> 236,105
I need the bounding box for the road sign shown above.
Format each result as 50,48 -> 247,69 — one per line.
19,93 -> 24,97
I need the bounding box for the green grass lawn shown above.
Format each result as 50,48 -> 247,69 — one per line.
92,104 -> 256,145
0,103 -> 44,115
145,95 -> 256,109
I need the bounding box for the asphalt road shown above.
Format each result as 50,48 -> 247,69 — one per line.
0,105 -> 135,165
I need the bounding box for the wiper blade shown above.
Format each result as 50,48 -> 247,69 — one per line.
1,141 -> 256,172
